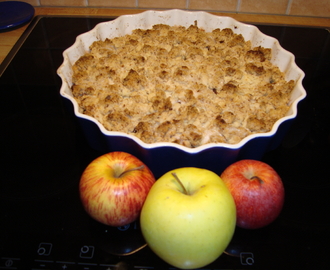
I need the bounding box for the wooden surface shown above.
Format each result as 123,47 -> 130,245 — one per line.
1,7 -> 330,65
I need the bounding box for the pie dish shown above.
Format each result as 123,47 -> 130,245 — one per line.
58,10 -> 306,177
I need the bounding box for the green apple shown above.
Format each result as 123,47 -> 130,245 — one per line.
140,167 -> 236,269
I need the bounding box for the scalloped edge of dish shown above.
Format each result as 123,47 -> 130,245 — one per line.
58,9 -> 306,154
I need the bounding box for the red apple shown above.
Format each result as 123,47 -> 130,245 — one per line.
221,159 -> 284,229
79,151 -> 156,227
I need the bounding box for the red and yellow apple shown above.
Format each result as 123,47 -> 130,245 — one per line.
140,167 -> 236,269
221,159 -> 284,229
79,151 -> 155,227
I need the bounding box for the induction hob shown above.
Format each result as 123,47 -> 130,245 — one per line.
0,15 -> 330,270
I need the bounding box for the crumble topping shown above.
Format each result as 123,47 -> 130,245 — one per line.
71,23 -> 294,148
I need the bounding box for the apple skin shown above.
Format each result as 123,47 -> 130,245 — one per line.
140,167 -> 236,269
79,151 -> 156,227
221,159 -> 284,229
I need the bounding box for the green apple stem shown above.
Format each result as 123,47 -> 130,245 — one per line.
250,175 -> 264,184
172,173 -> 188,195
117,165 -> 145,178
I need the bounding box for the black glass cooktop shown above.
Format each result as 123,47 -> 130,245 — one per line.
0,16 -> 330,269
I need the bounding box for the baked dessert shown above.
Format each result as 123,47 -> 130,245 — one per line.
71,22 -> 294,148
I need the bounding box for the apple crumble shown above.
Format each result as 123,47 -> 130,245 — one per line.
71,23 -> 294,147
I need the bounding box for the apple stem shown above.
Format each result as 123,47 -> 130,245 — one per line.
117,165 -> 145,178
172,173 -> 188,195
250,176 -> 264,184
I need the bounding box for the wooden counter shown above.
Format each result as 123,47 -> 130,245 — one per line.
1,7 -> 330,65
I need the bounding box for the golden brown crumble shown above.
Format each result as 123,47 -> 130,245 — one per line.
71,23 -> 294,147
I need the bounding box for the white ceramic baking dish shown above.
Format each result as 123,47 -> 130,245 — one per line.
58,9 -> 306,178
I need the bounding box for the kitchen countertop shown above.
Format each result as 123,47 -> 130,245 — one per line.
1,7 -> 330,65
